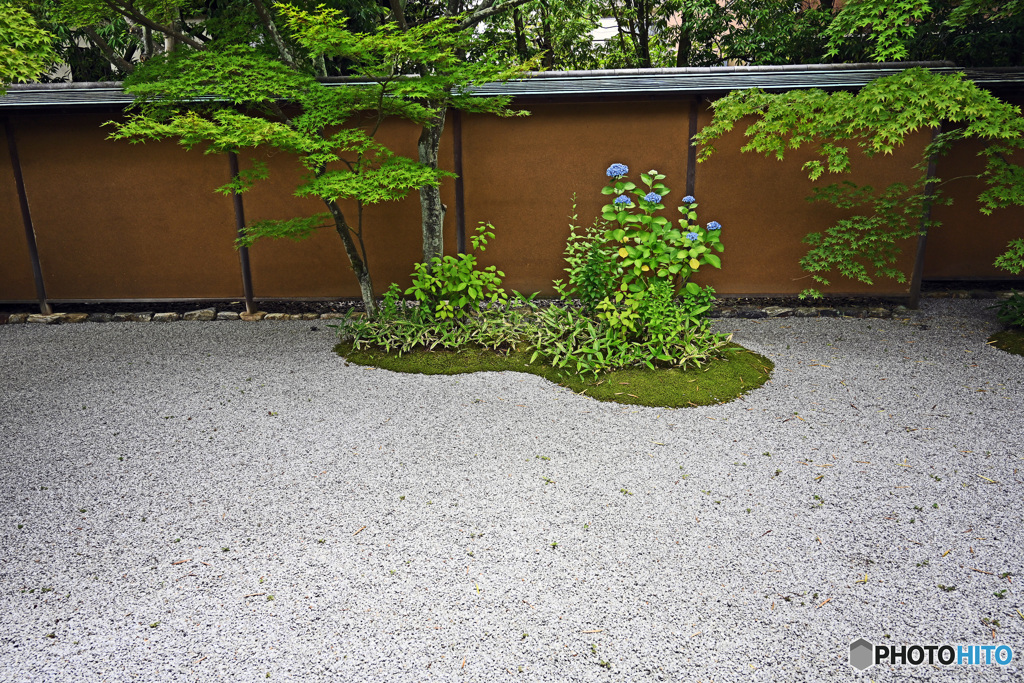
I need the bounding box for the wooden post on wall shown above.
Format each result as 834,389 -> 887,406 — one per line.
452,108 -> 467,255
686,98 -> 699,198
907,125 -> 943,309
227,152 -> 256,314
3,117 -> 51,314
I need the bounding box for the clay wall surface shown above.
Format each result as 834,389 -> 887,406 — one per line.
1,96 -> 1020,305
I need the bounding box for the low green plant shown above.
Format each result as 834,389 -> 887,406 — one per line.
405,222 -> 507,320
555,198 -> 619,312
990,291 -> 1024,328
340,284 -> 526,356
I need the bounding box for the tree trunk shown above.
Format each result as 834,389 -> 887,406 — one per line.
418,107 -> 447,266
325,199 -> 378,318
637,0 -> 651,68
512,8 -> 528,61
676,17 -> 691,67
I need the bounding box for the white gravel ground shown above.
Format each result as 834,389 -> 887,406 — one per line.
0,299 -> 1022,682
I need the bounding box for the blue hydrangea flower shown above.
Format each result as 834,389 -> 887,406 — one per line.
614,195 -> 630,205
686,231 -> 700,241
682,195 -> 696,204
643,192 -> 662,203
706,221 -> 722,231
606,163 -> 629,177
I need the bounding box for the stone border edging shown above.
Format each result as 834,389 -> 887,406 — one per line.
0,291 -> 1016,325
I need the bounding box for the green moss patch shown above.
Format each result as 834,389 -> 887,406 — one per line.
989,329 -> 1024,356
334,342 -> 773,408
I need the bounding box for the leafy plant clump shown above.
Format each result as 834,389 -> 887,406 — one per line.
526,164 -> 729,375
990,291 -> 1024,329
405,223 -> 507,321
332,164 -> 757,403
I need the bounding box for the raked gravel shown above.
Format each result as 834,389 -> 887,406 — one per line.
0,299 -> 1022,682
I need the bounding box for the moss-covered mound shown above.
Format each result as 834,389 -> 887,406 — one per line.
988,329 -> 1024,357
335,342 -> 773,408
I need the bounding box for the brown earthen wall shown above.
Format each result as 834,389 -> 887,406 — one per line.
11,113 -> 242,300
1,98 -> 1021,304
0,121 -> 38,301
460,101 -> 694,295
926,96 -> 1024,279
693,102 -> 925,296
240,117 -> 455,298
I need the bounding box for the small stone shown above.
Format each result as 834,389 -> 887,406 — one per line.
735,307 -> 767,319
319,313 -> 347,320
264,313 -> 289,321
113,312 -> 153,322
28,313 -> 63,324
152,312 -> 181,322
763,306 -> 794,318
62,313 -> 89,324
867,307 -> 892,318
996,291 -> 1016,300
7,313 -> 30,324
968,289 -> 995,299
892,305 -> 911,316
288,314 -> 306,320
87,313 -> 113,323
817,308 -> 839,317
838,307 -> 867,318
240,311 -> 266,321
794,307 -> 819,318
299,313 -> 319,320
183,307 -> 216,321
216,311 -> 240,320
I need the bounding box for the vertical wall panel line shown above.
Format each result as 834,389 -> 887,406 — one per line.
908,125 -> 943,309
686,99 -> 699,198
228,152 -> 256,314
453,108 -> 467,255
3,117 -> 50,314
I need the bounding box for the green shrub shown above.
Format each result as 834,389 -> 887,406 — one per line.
405,222 -> 507,320
991,291 -> 1024,328
554,199 -> 619,313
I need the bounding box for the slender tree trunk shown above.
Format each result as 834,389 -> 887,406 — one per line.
512,8 -> 528,61
325,198 -> 378,318
676,25 -> 691,67
418,107 -> 447,266
538,2 -> 554,69
637,0 -> 651,67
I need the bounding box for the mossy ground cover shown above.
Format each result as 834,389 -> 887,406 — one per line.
335,342 -> 773,408
988,329 -> 1024,356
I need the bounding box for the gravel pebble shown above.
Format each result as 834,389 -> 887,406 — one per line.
0,299 -> 1021,682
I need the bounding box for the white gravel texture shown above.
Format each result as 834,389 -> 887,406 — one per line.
0,298 -> 1022,682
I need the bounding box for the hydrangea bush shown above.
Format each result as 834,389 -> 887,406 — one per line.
526,163 -> 732,374
601,164 -> 724,295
